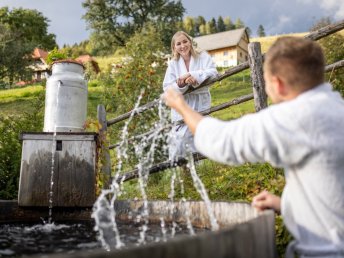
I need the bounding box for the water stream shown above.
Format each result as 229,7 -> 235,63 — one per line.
48,80 -> 62,224
91,90 -> 219,250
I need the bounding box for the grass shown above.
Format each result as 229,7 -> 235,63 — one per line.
250,32 -> 307,53
0,84 -> 104,119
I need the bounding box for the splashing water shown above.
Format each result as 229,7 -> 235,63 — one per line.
48,80 -> 62,224
92,90 -> 219,250
92,90 -> 146,250
186,152 -> 219,231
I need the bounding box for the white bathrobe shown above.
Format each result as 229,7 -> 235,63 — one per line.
163,51 -> 218,160
194,83 -> 344,258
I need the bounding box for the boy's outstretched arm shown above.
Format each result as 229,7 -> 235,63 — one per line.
162,88 -> 204,134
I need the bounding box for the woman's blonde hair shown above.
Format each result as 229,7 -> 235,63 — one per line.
171,31 -> 199,60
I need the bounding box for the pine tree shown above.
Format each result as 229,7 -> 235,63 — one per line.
257,25 -> 266,37
224,17 -> 235,30
217,16 -> 226,32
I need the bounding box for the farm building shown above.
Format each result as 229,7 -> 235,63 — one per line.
75,54 -> 101,74
193,28 -> 250,67
30,48 -> 49,82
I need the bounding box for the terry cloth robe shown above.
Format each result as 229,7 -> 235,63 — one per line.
163,51 -> 218,160
194,83 -> 344,258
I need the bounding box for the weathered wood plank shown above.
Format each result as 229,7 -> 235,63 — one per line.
305,20 -> 344,41
248,42 -> 268,111
97,104 -> 111,187
18,133 -> 97,207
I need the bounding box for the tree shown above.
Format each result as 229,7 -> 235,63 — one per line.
234,18 -> 245,29
183,16 -> 196,36
194,16 -> 206,36
199,24 -> 207,35
224,17 -> 235,30
206,18 -> 217,34
217,16 -> 226,32
0,7 -> 57,86
257,24 -> 266,37
82,0 -> 185,51
0,7 -> 56,50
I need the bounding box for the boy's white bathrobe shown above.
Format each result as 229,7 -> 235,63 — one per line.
194,83 -> 344,258
163,51 -> 218,160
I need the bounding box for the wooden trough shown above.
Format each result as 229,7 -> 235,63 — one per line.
0,200 -> 277,258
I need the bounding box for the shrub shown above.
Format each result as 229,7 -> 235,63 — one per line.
0,91 -> 44,199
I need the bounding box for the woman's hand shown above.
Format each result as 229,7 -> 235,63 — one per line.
252,190 -> 281,213
177,73 -> 191,87
185,75 -> 198,86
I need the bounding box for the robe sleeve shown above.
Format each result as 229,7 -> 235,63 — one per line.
189,51 -> 218,86
194,110 -> 313,167
163,60 -> 189,94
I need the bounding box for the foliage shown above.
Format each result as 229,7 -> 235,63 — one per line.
0,7 -> 56,50
0,7 -> 57,86
46,47 -> 68,64
0,90 -> 44,199
61,40 -> 91,58
318,33 -> 344,96
0,23 -> 34,85
102,24 -> 167,114
181,15 -> 246,37
217,16 -> 226,32
82,0 -> 185,52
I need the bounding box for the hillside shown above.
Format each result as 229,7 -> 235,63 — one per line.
250,32 -> 308,53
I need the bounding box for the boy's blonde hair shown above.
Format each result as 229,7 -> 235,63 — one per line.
264,37 -> 325,90
171,31 -> 199,60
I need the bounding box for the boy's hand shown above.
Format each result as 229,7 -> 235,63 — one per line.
162,88 -> 186,113
252,190 -> 281,213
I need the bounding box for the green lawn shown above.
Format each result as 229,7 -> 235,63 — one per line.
0,84 -> 104,120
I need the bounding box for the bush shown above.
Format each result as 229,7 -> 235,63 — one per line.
0,91 -> 44,199
319,33 -> 344,96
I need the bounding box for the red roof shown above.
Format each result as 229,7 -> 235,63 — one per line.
32,48 -> 48,59
75,55 -> 94,63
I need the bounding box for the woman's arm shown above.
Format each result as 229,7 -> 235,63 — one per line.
163,60 -> 189,94
189,51 -> 218,85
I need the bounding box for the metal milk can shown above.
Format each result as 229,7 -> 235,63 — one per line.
43,60 -> 88,132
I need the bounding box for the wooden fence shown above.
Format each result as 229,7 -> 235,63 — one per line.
97,20 -> 344,184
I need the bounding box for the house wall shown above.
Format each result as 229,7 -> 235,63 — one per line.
207,37 -> 249,68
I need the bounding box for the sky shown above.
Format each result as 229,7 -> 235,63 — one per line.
1,0 -> 343,47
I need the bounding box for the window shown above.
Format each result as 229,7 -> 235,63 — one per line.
223,51 -> 228,56
240,52 -> 243,57
223,60 -> 228,67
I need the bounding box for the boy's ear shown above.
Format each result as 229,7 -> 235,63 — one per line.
275,77 -> 289,96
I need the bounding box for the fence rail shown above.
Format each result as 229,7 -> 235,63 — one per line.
98,20 -> 344,183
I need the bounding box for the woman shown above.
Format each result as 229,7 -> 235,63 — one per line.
163,31 -> 218,160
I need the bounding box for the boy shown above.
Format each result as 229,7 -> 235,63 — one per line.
163,37 -> 344,258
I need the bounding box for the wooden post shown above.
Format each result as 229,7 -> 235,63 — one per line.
97,104 -> 111,188
248,42 -> 268,111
